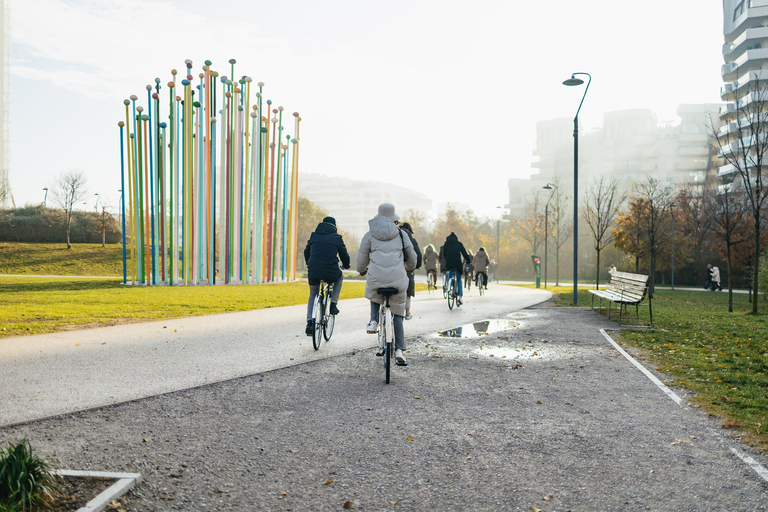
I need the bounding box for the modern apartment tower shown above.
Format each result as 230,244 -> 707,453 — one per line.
0,0 -> 11,208
719,0 -> 768,188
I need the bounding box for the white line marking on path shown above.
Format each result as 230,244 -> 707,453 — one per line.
600,329 -> 768,485
599,328 -> 685,406
730,447 -> 768,483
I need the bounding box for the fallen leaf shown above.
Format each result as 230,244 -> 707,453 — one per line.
543,495 -> 553,501
290,449 -> 298,453
531,505 -> 542,512
406,436 -> 414,441
536,401 -> 542,405
670,439 -> 690,446
343,501 -> 355,509
324,479 -> 333,485
388,500 -> 398,505
142,438 -> 151,443
466,456 -> 472,459
414,396 -> 421,399
279,491 -> 287,495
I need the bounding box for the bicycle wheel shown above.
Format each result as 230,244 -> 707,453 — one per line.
447,278 -> 456,310
386,308 -> 395,384
323,309 -> 335,341
312,295 -> 324,350
442,275 -> 447,298
479,274 -> 485,296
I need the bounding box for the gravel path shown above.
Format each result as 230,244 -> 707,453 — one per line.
1,305 -> 767,511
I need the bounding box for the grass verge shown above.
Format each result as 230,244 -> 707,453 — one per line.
0,276 -> 370,338
0,243 -> 123,277
513,283 -> 768,452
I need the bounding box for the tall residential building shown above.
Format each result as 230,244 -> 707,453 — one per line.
719,0 -> 768,190
509,105 -> 721,216
0,0 -> 12,208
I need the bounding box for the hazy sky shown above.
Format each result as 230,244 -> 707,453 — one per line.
7,0 -> 725,218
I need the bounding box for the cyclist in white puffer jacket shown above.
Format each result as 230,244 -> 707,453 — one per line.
356,203 -> 417,365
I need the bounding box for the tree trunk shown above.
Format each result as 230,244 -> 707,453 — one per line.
649,250 -> 656,299
595,248 -> 601,289
753,208 -> 760,314
726,243 -> 733,313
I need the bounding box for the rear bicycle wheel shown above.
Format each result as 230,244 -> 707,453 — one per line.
447,279 -> 455,310
479,275 -> 485,296
312,296 -> 324,350
381,308 -> 392,383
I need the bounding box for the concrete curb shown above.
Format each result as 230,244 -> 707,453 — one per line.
56,470 -> 142,512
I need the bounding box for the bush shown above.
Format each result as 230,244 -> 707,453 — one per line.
0,205 -> 120,244
0,439 -> 59,511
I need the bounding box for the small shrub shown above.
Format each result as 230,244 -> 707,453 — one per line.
0,439 -> 59,511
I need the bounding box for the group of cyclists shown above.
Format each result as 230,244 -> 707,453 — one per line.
303,203 -> 493,367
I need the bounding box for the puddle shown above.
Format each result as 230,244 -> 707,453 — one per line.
437,319 -> 520,338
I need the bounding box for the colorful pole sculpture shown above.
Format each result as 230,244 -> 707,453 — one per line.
118,59 -> 300,286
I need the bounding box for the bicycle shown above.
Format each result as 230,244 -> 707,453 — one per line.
311,280 -> 336,350
375,287 -> 399,384
446,270 -> 460,310
476,272 -> 486,296
464,270 -> 473,292
427,270 -> 437,293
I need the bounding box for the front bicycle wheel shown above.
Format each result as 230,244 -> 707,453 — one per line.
312,296 -> 324,350
447,279 -> 456,310
323,310 -> 335,341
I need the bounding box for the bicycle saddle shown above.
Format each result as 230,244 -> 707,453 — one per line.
377,287 -> 399,296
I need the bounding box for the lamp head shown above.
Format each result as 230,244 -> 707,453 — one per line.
563,75 -> 584,86
543,184 -> 553,190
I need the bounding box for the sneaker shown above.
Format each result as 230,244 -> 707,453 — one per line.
330,303 -> 340,315
404,314 -> 412,320
305,320 -> 313,336
367,321 -> 378,334
457,297 -> 463,306
395,349 -> 407,366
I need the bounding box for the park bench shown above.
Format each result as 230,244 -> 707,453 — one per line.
588,271 -> 653,327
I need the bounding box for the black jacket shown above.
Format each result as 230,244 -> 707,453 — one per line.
304,222 -> 350,283
401,228 -> 422,270
441,233 -> 470,274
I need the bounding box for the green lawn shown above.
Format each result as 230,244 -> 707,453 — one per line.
0,243 -> 124,276
517,283 -> 768,451
0,276 -> 369,338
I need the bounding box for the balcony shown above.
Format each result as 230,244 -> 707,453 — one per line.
722,62 -> 739,81
718,162 -> 739,177
721,82 -> 736,101
727,5 -> 768,40
723,26 -> 768,63
734,49 -> 768,74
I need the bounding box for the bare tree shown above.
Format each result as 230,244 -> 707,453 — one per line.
51,170 -> 88,249
548,181 -> 572,286
514,190 -> 545,256
709,75 -> 768,314
634,177 -> 674,297
706,182 -> 750,312
581,176 -> 625,288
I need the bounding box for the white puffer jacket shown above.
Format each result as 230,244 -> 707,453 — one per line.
357,215 -> 417,317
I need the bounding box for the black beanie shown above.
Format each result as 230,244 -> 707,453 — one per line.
323,216 -> 336,226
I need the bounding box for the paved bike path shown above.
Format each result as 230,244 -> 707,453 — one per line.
0,284 -> 550,426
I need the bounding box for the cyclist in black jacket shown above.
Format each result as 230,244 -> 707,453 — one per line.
304,217 -> 350,335
441,232 -> 471,305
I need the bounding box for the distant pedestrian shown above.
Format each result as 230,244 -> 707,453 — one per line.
704,264 -> 713,290
609,265 -> 617,276
711,266 -> 722,291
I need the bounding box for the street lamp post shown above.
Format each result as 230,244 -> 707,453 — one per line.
94,193 -> 101,211
496,206 -> 504,283
670,202 -> 677,290
543,183 -> 557,289
563,72 -> 591,306
42,187 -> 48,207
